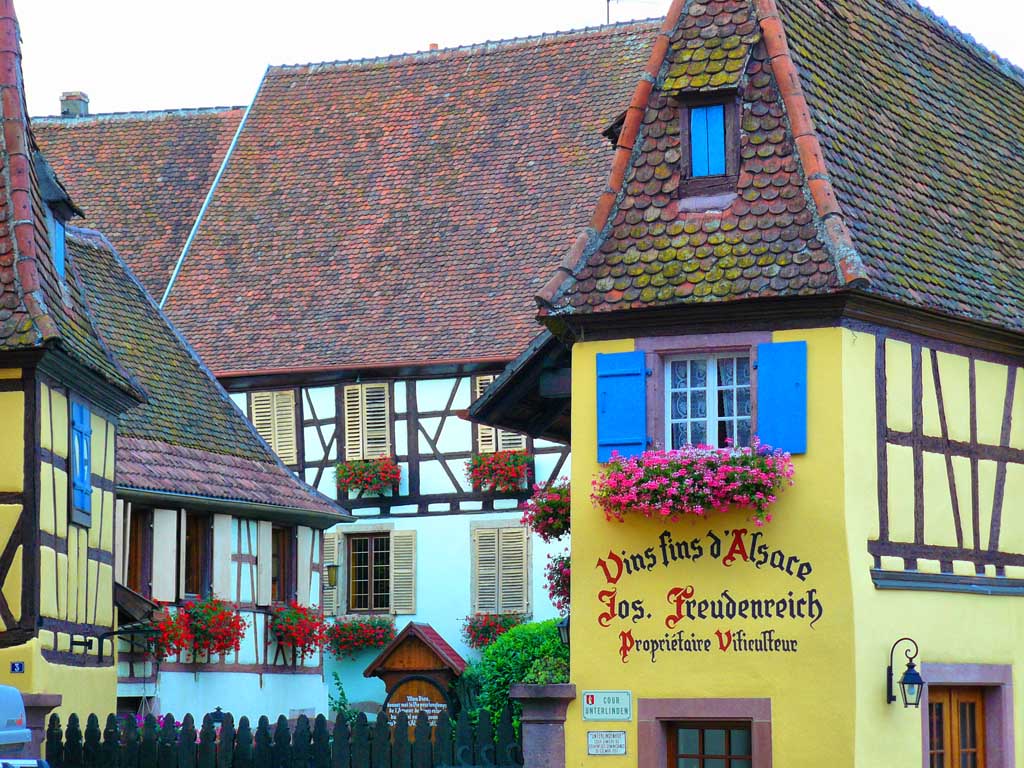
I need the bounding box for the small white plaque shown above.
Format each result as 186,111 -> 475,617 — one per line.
588,731 -> 627,756
582,690 -> 632,721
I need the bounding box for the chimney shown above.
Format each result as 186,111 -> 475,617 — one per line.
429,43 -> 439,51
60,91 -> 89,118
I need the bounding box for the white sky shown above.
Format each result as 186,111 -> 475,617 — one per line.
18,0 -> 1024,116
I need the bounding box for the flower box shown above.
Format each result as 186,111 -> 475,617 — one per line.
325,615 -> 396,657
467,450 -> 532,493
461,612 -> 526,650
269,601 -> 327,661
337,456 -> 402,495
149,597 -> 247,662
594,441 -> 795,526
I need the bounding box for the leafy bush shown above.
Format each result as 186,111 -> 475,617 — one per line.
477,619 -> 569,725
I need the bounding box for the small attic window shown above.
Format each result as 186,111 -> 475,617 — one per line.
46,208 -> 66,279
679,95 -> 739,197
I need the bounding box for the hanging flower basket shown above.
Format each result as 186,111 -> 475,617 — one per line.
467,450 -> 531,493
520,478 -> 570,542
461,612 -> 525,650
149,606 -> 192,661
336,456 -> 402,494
544,551 -> 570,615
325,616 -> 396,657
269,601 -> 328,661
184,597 -> 248,658
593,440 -> 795,526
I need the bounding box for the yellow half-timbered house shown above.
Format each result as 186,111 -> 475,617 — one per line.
0,0 -> 348,739
472,0 -> 1024,765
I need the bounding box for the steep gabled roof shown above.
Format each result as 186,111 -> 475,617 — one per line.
363,622 -> 467,679
33,107 -> 244,298
68,227 -> 347,523
0,1 -> 144,402
157,22 -> 658,376
538,0 -> 1024,332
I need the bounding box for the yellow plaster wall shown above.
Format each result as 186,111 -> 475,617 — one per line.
842,329 -> 1024,767
0,640 -> 117,721
0,383 -> 24,491
564,330 -> 857,767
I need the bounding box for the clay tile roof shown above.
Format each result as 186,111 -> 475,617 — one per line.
67,227 -> 346,522
0,1 -> 144,400
157,22 -> 659,376
540,0 -> 1024,331
34,107 -> 244,298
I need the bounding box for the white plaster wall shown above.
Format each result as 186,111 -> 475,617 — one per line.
325,512 -> 566,708
154,669 -> 328,720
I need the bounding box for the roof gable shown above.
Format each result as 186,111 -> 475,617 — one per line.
363,622 -> 467,679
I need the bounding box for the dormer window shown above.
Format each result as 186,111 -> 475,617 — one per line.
678,96 -> 739,200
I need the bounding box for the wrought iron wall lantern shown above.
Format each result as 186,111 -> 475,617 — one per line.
557,615 -> 570,647
886,637 -> 924,707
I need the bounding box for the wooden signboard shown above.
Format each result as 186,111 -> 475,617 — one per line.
363,622 -> 467,727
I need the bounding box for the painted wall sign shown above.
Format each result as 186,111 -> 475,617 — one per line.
386,694 -> 449,727
582,690 -> 632,721
587,731 -> 627,756
594,528 -> 823,663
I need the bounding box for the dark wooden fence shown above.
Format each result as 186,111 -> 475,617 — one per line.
44,709 -> 522,768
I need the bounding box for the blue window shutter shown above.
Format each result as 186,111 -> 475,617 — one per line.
705,104 -> 726,175
690,107 -> 709,177
71,402 -> 92,513
596,351 -> 648,462
690,104 -> 725,178
756,341 -> 807,454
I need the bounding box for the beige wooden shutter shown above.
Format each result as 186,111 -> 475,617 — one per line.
474,376 -> 498,454
211,514 -> 233,599
295,526 -> 313,606
114,499 -> 127,585
256,521 -> 272,606
362,383 -> 391,459
390,530 -> 417,615
497,430 -> 527,452
251,391 -> 298,464
343,385 -> 365,461
272,392 -> 298,464
322,532 -> 338,617
472,528 -> 499,613
178,510 -> 188,598
151,509 -> 178,602
498,527 -> 530,614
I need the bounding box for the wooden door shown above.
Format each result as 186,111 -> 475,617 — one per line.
928,687 -> 985,768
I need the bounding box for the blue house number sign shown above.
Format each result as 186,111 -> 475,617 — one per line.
10,661 -> 25,673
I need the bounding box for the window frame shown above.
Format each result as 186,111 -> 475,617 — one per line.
347,533 -> 391,614
182,511 -> 212,599
677,93 -> 740,198
637,332 -> 770,453
271,525 -> 295,604
664,353 -> 753,450
670,722 -> 753,767
636,698 -> 771,768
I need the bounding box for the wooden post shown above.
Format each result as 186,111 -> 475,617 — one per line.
65,714 -> 84,768
233,717 -> 254,768
331,715 -> 351,768
157,715 -> 176,768
311,715 -> 330,768
291,716 -> 310,768
453,710 -> 472,767
45,714 -> 63,768
218,714 -> 236,768
83,713 -> 101,768
254,716 -> 272,768
476,713 -> 494,767
391,713 -> 410,768
495,704 -> 521,767
370,713 -> 389,768
433,714 -> 452,767
177,715 -> 197,768
350,714 -> 369,767
99,714 -> 119,768
271,716 -> 290,768
123,713 -> 140,768
198,716 -> 216,768
140,715 -> 158,768
411,714 -> 431,768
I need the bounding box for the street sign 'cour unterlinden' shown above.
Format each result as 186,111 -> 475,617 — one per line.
581,690 -> 632,721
